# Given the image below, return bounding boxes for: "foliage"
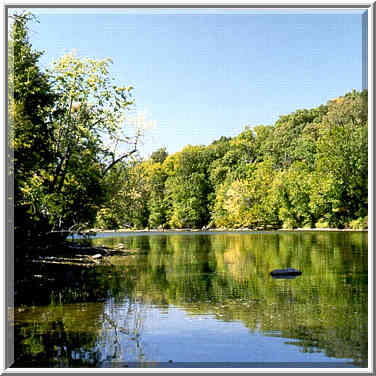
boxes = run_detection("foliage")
[163,145,213,228]
[150,147,168,164]
[96,159,150,229]
[10,13,367,233]
[9,12,57,237]
[314,91,368,227]
[95,89,367,230]
[10,13,142,237]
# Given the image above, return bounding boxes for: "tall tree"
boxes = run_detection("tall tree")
[8,12,56,237]
[40,51,140,231]
[9,12,145,236]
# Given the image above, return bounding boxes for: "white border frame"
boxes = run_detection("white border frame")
[2,1,373,374]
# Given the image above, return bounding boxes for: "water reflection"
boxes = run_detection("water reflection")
[14,232,367,367]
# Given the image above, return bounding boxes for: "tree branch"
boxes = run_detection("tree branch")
[102,148,137,177]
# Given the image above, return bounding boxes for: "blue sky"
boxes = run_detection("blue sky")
[21,9,365,157]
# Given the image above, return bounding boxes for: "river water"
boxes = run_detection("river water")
[13,231,368,368]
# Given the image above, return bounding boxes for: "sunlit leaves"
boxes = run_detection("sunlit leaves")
[104,89,367,231]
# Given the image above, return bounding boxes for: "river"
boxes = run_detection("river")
[13,231,368,368]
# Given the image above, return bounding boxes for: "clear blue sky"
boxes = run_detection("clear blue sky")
[23,9,365,157]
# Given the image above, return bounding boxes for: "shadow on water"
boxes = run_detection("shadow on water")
[13,231,368,367]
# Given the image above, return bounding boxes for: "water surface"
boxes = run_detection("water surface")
[14,231,368,367]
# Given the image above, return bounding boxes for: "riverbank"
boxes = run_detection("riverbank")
[15,239,143,269]
[16,227,367,269]
[83,227,368,234]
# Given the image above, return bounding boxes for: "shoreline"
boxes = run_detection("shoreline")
[82,227,368,234]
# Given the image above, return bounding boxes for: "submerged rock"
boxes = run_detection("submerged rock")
[270,268,302,277]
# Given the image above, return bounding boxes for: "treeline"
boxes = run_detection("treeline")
[10,13,368,239]
[97,89,368,230]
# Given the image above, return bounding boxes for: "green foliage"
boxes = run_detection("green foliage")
[10,13,367,233]
[96,160,150,229]
[10,13,142,238]
[9,12,57,237]
[267,105,328,168]
[348,216,368,230]
[166,172,209,228]
[147,162,168,228]
[314,91,368,227]
[150,147,168,164]
[160,145,216,229]
[96,89,367,231]
[211,158,280,229]
[272,162,314,228]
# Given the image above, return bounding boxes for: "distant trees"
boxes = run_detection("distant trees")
[150,147,168,164]
[314,91,368,227]
[98,89,367,231]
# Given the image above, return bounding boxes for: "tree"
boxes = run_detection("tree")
[272,162,314,229]
[10,12,145,235]
[39,51,141,231]
[268,106,328,168]
[8,12,56,237]
[163,146,212,228]
[96,159,150,229]
[147,162,168,228]
[150,147,168,164]
[17,50,143,233]
[93,89,367,231]
[314,90,368,227]
[212,158,279,229]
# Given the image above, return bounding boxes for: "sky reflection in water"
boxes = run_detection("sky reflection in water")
[14,231,368,368]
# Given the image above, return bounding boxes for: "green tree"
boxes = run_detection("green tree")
[96,159,150,229]
[212,158,279,229]
[37,51,141,231]
[147,162,168,228]
[163,145,212,228]
[267,106,328,168]
[94,89,367,231]
[272,162,314,229]
[9,12,56,237]
[314,90,368,227]
[150,147,168,164]
[10,12,144,236]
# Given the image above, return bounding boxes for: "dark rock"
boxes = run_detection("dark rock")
[270,268,302,277]
[271,274,300,279]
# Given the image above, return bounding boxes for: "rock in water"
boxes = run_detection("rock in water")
[270,268,302,277]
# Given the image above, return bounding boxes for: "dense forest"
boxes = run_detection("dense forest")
[96,90,368,231]
[10,13,368,241]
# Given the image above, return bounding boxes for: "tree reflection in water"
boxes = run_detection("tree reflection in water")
[100,298,147,365]
[14,232,367,367]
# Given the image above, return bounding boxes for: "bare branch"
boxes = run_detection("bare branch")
[102,148,137,177]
